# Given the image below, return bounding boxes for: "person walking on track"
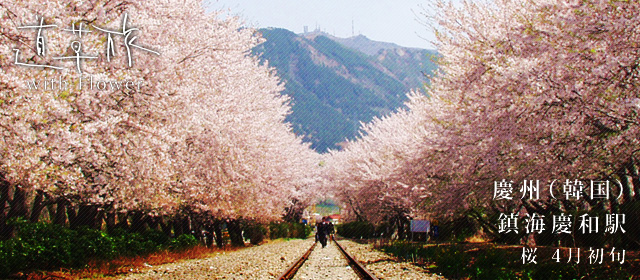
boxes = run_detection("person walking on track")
[316,217,329,248]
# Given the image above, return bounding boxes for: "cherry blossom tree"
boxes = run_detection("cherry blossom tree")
[327,0,640,243]
[0,0,321,240]
[422,0,640,213]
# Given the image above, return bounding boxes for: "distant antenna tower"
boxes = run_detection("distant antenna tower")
[304,25,308,33]
[352,19,354,36]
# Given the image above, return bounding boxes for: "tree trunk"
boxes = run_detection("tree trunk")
[629,160,640,201]
[116,212,129,230]
[347,196,365,222]
[469,208,499,237]
[147,215,160,231]
[159,217,172,236]
[205,225,214,247]
[95,208,104,230]
[227,219,244,246]
[283,198,304,223]
[46,201,57,223]
[191,218,202,242]
[72,204,99,229]
[53,199,67,225]
[619,166,634,204]
[173,218,183,236]
[0,176,11,240]
[3,186,29,238]
[130,211,147,233]
[397,219,406,240]
[29,190,45,223]
[181,216,191,236]
[67,204,78,228]
[106,209,117,233]
[7,186,28,220]
[213,220,224,248]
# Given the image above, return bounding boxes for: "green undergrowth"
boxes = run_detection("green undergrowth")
[379,241,636,279]
[336,221,376,239]
[0,219,198,277]
[268,221,313,239]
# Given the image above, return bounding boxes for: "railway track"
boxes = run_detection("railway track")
[277,240,317,280]
[277,238,378,280]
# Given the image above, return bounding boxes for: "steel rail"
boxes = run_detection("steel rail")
[277,241,317,280]
[277,238,378,280]
[333,237,379,280]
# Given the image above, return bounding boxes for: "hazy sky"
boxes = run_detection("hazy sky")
[205,0,437,49]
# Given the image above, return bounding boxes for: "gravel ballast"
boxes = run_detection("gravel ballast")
[337,239,446,280]
[117,239,314,280]
[292,241,359,280]
[116,238,446,279]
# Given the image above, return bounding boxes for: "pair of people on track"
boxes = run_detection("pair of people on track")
[315,216,335,248]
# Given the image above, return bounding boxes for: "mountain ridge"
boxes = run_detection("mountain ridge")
[302,30,417,56]
[253,28,437,152]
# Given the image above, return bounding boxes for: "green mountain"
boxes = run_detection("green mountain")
[252,28,437,152]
